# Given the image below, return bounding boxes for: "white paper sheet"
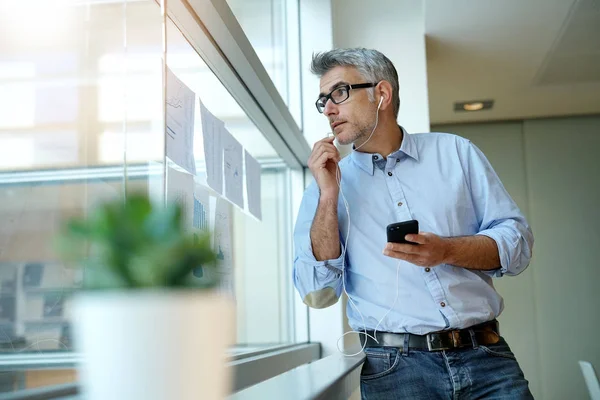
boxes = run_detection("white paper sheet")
[166,167,195,232]
[222,129,244,209]
[213,197,234,297]
[244,150,262,220]
[200,100,224,194]
[166,68,196,174]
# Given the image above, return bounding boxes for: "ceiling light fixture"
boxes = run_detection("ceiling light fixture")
[463,102,484,111]
[454,100,494,112]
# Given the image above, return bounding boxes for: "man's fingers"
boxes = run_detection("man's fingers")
[310,151,335,170]
[313,142,339,157]
[385,242,422,254]
[383,249,418,263]
[403,233,428,245]
[309,148,337,167]
[310,143,340,166]
[313,137,338,153]
[313,136,336,150]
[383,250,429,266]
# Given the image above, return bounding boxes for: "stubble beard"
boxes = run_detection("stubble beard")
[340,119,375,148]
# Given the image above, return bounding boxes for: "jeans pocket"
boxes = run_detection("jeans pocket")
[360,347,400,381]
[478,337,517,360]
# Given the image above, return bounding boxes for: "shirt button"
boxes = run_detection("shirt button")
[425,267,430,272]
[387,171,393,176]
[397,202,403,207]
[373,155,379,160]
[440,302,446,307]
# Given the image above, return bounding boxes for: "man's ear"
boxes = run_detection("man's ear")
[376,80,393,111]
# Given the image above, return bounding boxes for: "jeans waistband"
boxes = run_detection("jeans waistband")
[360,320,500,352]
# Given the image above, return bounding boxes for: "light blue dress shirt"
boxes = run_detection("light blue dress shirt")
[293,130,533,335]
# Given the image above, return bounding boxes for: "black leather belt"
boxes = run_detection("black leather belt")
[360,320,500,352]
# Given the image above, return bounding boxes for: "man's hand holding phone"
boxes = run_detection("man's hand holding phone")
[384,220,449,267]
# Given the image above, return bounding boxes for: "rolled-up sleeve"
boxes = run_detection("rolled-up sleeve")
[293,182,345,308]
[462,140,534,277]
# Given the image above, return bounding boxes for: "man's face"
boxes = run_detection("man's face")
[319,66,377,146]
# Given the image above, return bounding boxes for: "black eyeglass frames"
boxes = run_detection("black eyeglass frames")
[315,82,378,113]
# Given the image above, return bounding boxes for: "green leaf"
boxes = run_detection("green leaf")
[54,191,218,291]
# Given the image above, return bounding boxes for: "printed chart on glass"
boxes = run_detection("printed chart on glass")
[165,66,261,221]
[198,97,261,220]
[166,68,196,175]
[212,197,234,297]
[164,68,266,297]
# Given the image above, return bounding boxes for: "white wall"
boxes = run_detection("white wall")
[434,115,600,400]
[524,117,600,400]
[332,0,430,134]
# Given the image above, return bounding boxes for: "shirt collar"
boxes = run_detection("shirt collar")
[350,126,420,175]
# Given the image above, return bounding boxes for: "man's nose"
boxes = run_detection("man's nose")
[323,99,338,117]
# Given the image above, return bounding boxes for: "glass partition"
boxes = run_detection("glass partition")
[226,0,302,128]
[165,18,295,345]
[0,0,304,394]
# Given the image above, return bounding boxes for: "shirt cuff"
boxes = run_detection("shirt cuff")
[306,241,345,273]
[475,231,506,277]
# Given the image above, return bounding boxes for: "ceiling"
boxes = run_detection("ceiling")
[425,0,600,125]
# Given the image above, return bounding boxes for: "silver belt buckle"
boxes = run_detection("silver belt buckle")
[426,331,460,351]
[426,333,447,351]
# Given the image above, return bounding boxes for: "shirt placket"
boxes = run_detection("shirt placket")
[382,156,412,222]
[422,267,460,327]
[383,155,461,328]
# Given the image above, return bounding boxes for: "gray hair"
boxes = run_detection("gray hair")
[311,48,400,118]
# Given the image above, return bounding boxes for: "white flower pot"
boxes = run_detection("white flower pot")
[73,290,234,400]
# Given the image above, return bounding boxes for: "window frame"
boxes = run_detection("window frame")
[166,0,311,169]
[0,0,317,395]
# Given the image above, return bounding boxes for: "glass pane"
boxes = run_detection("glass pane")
[0,0,164,393]
[0,0,302,394]
[166,19,295,346]
[226,0,302,129]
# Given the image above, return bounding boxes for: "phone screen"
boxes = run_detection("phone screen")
[386,220,419,244]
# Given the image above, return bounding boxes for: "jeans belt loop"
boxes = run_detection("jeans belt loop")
[402,333,410,356]
[468,328,479,349]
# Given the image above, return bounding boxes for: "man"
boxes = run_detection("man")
[293,48,534,399]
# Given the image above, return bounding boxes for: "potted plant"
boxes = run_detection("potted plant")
[56,193,234,400]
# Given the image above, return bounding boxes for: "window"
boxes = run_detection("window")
[0,0,310,395]
[227,0,302,128]
[166,18,295,344]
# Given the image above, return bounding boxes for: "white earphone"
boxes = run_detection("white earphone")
[335,91,403,356]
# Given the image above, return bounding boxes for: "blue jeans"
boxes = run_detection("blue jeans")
[360,336,533,399]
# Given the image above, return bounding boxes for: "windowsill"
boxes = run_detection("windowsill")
[231,352,365,400]
[0,350,365,400]
[0,343,321,399]
[0,343,308,371]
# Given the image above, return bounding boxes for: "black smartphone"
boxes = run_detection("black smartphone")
[386,220,419,244]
